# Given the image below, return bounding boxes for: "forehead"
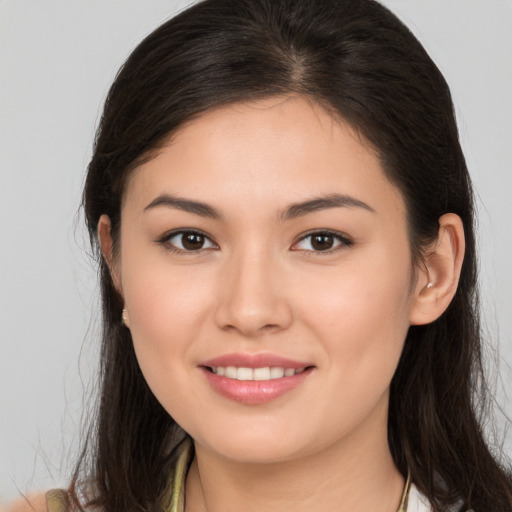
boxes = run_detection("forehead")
[124,95,405,220]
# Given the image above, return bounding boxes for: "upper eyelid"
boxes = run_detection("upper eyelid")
[296,229,351,241]
[158,228,213,241]
[293,228,352,244]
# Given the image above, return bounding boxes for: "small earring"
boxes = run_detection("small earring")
[121,308,129,326]
[427,282,434,289]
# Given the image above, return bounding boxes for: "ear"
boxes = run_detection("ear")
[97,214,123,296]
[409,213,465,325]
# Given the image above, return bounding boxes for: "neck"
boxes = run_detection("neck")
[185,401,405,512]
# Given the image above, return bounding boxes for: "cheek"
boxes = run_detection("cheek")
[298,249,413,382]
[120,252,215,388]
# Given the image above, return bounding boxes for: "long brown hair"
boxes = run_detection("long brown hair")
[74,0,512,510]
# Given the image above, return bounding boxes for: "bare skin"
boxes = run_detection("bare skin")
[4,96,464,512]
[91,95,464,512]
[185,393,403,512]
[2,493,47,512]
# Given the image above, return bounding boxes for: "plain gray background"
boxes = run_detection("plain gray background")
[1,0,511,502]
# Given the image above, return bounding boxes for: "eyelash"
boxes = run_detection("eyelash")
[157,229,217,254]
[156,229,353,256]
[294,230,354,255]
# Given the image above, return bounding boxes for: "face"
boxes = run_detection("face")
[111,96,422,464]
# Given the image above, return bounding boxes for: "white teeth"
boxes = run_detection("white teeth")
[236,367,253,380]
[225,366,237,379]
[270,367,285,379]
[253,367,271,380]
[211,366,306,381]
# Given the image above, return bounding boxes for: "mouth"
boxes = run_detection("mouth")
[199,353,315,404]
[204,365,309,381]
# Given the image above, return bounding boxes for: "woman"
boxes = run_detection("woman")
[7,0,511,511]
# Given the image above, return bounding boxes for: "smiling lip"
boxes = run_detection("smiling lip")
[200,353,314,405]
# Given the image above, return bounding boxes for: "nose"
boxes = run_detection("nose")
[213,245,293,337]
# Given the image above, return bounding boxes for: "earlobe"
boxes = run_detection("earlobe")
[409,213,465,326]
[121,308,131,328]
[97,214,123,295]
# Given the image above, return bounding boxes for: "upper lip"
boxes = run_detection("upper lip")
[200,352,312,369]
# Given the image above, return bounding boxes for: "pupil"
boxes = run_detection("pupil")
[183,233,204,250]
[312,234,333,251]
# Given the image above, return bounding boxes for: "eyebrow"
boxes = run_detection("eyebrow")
[143,193,375,221]
[279,193,375,221]
[144,194,223,219]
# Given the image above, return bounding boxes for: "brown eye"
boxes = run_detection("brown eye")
[182,232,206,250]
[311,233,335,251]
[161,230,216,252]
[293,231,352,253]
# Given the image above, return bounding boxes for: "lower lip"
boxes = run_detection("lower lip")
[201,367,313,405]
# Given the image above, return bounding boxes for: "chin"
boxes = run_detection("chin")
[189,424,328,465]
[207,441,304,465]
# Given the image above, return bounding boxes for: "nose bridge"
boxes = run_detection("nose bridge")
[214,239,292,335]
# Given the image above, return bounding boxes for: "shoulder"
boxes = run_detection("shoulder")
[1,490,68,512]
[1,493,48,512]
